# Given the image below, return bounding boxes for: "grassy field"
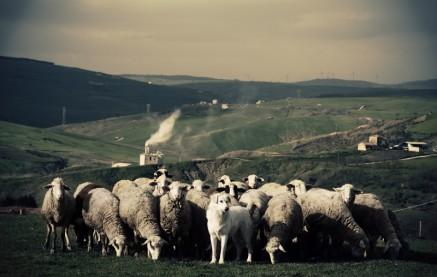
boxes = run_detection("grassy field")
[0,214,436,276]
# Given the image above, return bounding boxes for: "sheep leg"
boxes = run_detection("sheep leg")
[50,224,57,254]
[87,230,93,253]
[219,235,228,264]
[101,234,108,256]
[244,233,253,263]
[64,226,72,251]
[43,224,51,250]
[61,226,67,251]
[209,235,218,264]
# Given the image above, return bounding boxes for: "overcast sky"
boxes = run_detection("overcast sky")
[1,0,436,83]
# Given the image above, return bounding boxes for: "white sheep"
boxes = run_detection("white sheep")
[81,187,127,256]
[41,177,76,254]
[159,181,192,256]
[297,188,369,259]
[262,192,303,264]
[349,192,403,259]
[114,184,166,260]
[243,174,265,189]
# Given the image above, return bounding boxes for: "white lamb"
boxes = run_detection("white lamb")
[41,177,76,254]
[206,192,254,264]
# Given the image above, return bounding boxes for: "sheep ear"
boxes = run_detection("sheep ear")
[257,177,264,182]
[236,188,246,193]
[218,179,225,184]
[224,186,230,194]
[279,244,287,253]
[203,185,210,190]
[353,189,363,194]
[333,187,341,192]
[166,174,173,178]
[62,184,71,191]
[149,182,158,187]
[216,187,226,192]
[243,177,248,182]
[142,239,149,246]
[43,184,53,189]
[286,184,293,189]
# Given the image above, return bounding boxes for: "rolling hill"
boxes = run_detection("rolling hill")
[0,121,140,177]
[0,56,217,127]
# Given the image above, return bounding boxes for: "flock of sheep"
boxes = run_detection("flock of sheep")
[40,168,409,264]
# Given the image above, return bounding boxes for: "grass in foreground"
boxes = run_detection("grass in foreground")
[0,214,436,276]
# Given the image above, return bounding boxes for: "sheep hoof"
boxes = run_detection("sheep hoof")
[210,259,217,264]
[218,260,225,265]
[50,249,55,255]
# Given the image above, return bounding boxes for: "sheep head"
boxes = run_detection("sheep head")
[265,237,286,264]
[150,174,171,197]
[333,184,362,207]
[44,177,71,201]
[243,174,265,189]
[287,179,307,197]
[351,238,369,259]
[192,179,210,192]
[168,181,189,202]
[110,235,127,257]
[144,236,167,260]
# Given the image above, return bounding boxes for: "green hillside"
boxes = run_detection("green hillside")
[0,121,139,177]
[0,56,216,127]
[59,96,437,162]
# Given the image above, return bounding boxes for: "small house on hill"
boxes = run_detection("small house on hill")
[357,134,388,152]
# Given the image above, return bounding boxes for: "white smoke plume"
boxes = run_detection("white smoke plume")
[145,109,181,147]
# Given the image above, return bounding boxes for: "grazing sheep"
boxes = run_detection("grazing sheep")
[41,177,76,254]
[191,179,211,192]
[159,181,192,256]
[349,192,402,259]
[207,192,254,264]
[115,184,166,260]
[262,192,303,264]
[81,187,127,256]
[297,188,369,259]
[243,174,265,189]
[185,188,211,259]
[73,182,102,247]
[258,182,292,198]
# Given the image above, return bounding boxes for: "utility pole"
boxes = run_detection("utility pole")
[62,106,66,125]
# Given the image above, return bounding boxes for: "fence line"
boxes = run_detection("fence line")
[393,199,437,213]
